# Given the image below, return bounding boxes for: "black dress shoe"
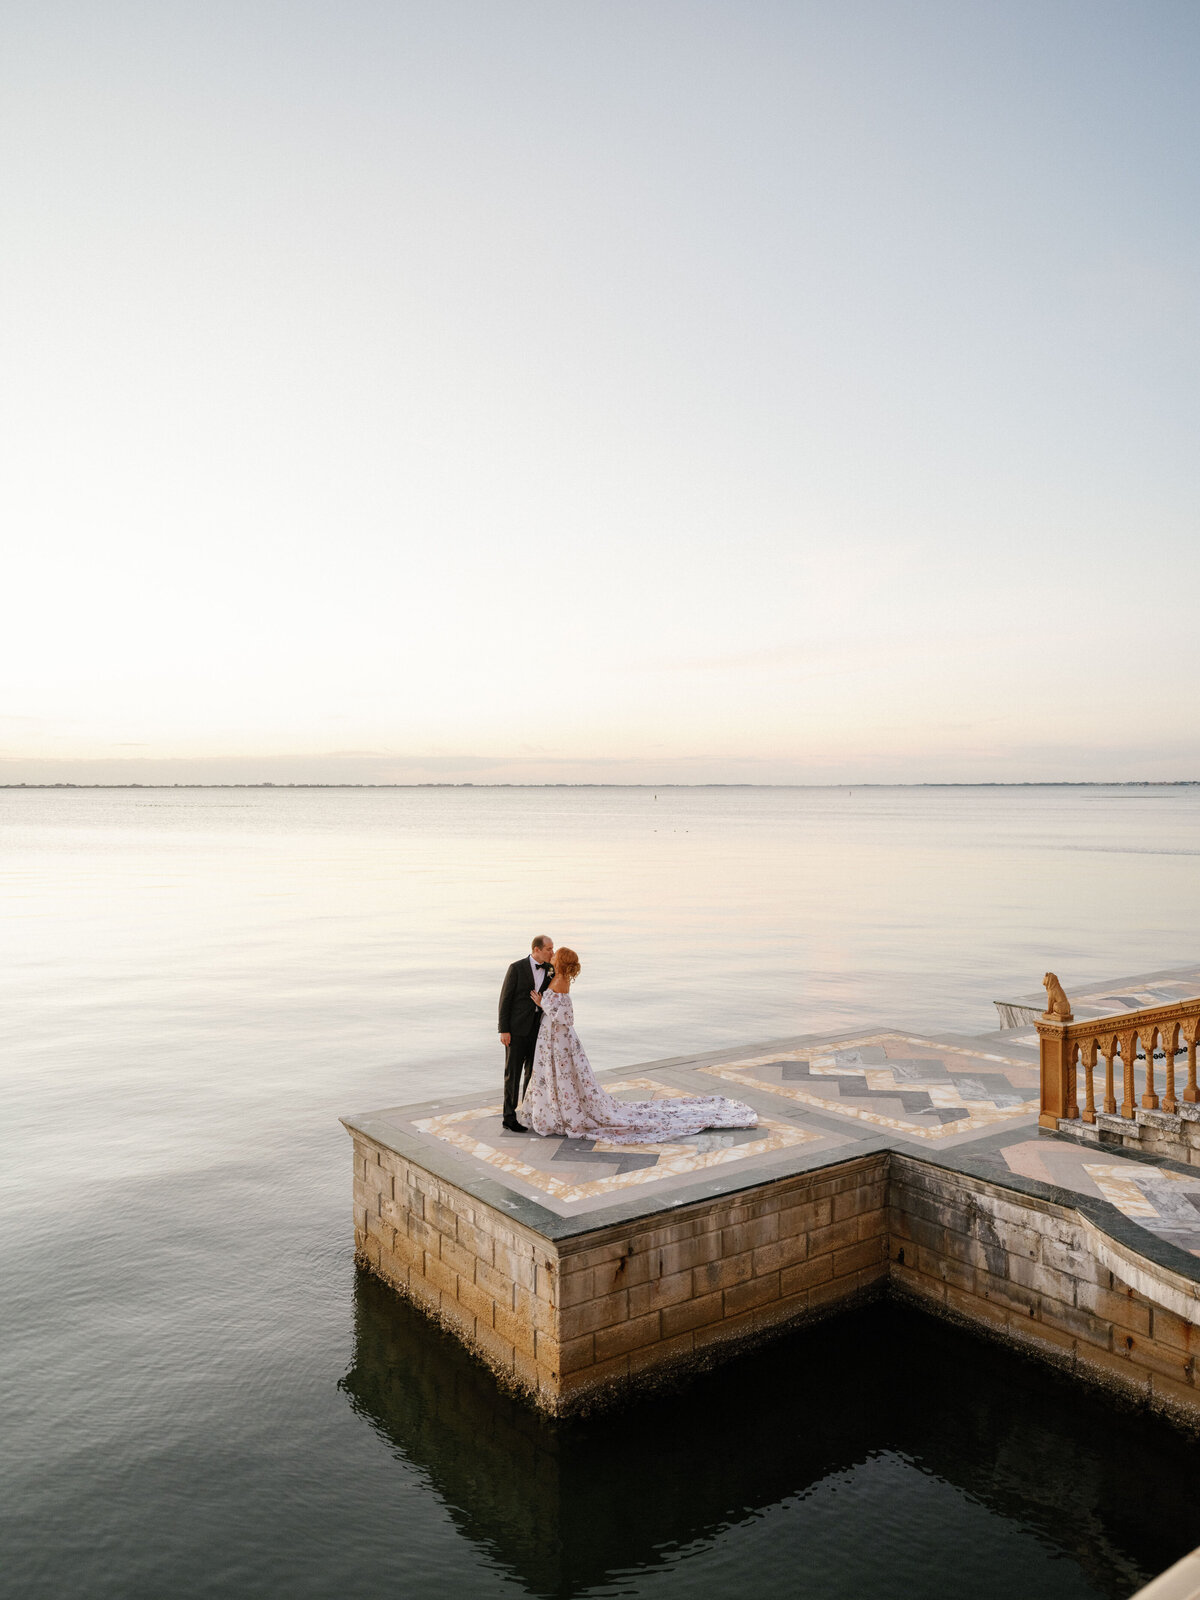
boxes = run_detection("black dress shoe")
[502,1117,528,1133]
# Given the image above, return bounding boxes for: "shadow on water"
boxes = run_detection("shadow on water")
[341,1269,1200,1600]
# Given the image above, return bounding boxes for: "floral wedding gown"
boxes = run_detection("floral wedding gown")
[523,989,757,1144]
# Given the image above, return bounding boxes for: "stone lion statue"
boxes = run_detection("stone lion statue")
[1041,972,1073,1021]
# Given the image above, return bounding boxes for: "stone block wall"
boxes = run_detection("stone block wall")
[890,1155,1200,1428]
[351,1130,1200,1423]
[550,1152,889,1407]
[352,1132,888,1412]
[352,1134,567,1407]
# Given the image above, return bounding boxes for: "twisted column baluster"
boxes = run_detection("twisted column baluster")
[1101,1035,1117,1115]
[1184,1019,1199,1105]
[1081,1039,1097,1123]
[1142,1025,1159,1111]
[1161,1021,1181,1114]
[1119,1030,1138,1120]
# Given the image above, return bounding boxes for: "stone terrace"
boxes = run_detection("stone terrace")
[344,966,1200,1418]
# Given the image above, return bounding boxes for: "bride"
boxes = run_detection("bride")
[522,947,757,1144]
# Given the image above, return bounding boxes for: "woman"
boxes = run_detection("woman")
[522,948,757,1143]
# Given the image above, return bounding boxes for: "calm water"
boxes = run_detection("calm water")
[4,784,1200,1599]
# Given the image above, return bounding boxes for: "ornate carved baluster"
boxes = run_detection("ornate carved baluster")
[1161,1021,1181,1114]
[1102,1035,1117,1115]
[1141,1025,1159,1110]
[1120,1029,1138,1120]
[1184,1018,1199,1105]
[1081,1038,1097,1123]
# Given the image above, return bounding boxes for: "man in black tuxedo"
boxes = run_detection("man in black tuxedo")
[498,936,555,1132]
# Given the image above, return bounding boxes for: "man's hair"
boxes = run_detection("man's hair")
[531,935,552,953]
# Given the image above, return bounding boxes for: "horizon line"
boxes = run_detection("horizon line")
[3,780,1199,791]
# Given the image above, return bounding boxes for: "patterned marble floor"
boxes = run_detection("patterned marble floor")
[352,1029,1046,1224]
[993,1135,1200,1258]
[697,1034,1039,1142]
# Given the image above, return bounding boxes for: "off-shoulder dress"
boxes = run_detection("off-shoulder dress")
[523,989,757,1144]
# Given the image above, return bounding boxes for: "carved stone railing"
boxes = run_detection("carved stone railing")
[1038,988,1200,1130]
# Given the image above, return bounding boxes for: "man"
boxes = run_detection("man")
[498,936,555,1132]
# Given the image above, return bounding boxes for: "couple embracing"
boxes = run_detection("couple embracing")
[498,936,756,1143]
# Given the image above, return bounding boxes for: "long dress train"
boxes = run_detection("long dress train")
[523,989,756,1144]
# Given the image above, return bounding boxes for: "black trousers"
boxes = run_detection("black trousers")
[503,1027,540,1121]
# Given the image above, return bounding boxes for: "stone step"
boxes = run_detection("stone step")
[1055,1100,1200,1166]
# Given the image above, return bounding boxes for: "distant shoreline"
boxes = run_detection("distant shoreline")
[2,781,1198,791]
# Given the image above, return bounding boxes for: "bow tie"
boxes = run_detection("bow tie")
[534,961,549,971]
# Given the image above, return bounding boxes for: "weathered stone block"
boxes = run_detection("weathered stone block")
[406,1268,438,1313]
[1036,1294,1112,1349]
[456,1217,495,1264]
[1149,1371,1200,1422]
[594,1310,663,1361]
[559,1290,629,1341]
[693,1251,754,1295]
[439,1293,475,1342]
[560,1351,631,1393]
[833,1238,885,1279]
[1076,1281,1152,1337]
[628,1269,695,1318]
[472,1320,516,1375]
[364,1160,392,1195]
[408,1213,438,1254]
[513,1284,556,1336]
[474,1256,516,1305]
[494,1242,537,1290]
[456,1275,496,1327]
[988,1219,1041,1262]
[423,1252,457,1299]
[807,1217,860,1257]
[721,1215,780,1255]
[1151,1305,1197,1354]
[724,1272,780,1317]
[366,1215,397,1256]
[628,1329,695,1375]
[661,1291,724,1337]
[439,1236,476,1281]
[493,1301,539,1362]
[751,1234,809,1276]
[780,1255,833,1295]
[976,1275,1037,1318]
[1119,1334,1193,1386]
[556,1266,595,1307]
[557,1332,597,1374]
[778,1197,832,1238]
[1006,1253,1077,1307]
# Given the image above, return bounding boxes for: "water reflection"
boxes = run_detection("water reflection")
[341,1271,1200,1599]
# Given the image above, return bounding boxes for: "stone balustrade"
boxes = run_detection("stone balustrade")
[1038,988,1200,1130]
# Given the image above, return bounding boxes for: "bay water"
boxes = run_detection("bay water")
[4,783,1200,1598]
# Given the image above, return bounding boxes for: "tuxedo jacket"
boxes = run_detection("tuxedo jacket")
[499,956,553,1038]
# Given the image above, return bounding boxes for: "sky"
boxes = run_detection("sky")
[3,0,1199,785]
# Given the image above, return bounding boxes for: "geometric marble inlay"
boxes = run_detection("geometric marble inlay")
[413,1077,824,1205]
[699,1033,1040,1141]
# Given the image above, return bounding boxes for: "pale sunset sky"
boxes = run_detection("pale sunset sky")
[3,1,1199,785]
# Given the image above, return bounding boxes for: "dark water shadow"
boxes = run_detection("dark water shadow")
[340,1269,1200,1599]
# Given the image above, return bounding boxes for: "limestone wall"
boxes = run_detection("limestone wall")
[890,1155,1200,1428]
[353,1131,888,1412]
[352,1134,566,1407]
[550,1152,888,1406]
[351,1129,1200,1422]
